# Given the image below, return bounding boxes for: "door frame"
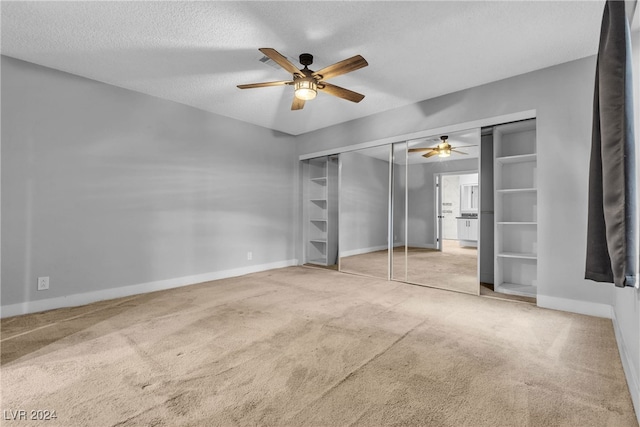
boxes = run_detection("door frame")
[435,170,479,249]
[435,174,442,251]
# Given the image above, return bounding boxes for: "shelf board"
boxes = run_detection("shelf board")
[309,218,328,222]
[497,188,537,194]
[496,153,537,164]
[498,252,537,260]
[308,258,328,266]
[309,239,327,244]
[497,221,537,225]
[495,282,537,298]
[310,199,327,204]
[310,177,327,183]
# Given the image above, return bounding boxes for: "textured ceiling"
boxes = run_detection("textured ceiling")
[1,1,612,135]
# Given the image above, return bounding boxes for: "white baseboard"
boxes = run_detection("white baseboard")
[536,294,613,319]
[611,308,640,425]
[0,259,298,318]
[340,245,388,258]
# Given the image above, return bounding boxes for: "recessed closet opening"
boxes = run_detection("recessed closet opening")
[302,155,339,270]
[301,118,537,304]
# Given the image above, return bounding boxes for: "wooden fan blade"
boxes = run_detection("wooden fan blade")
[318,82,364,103]
[451,149,468,155]
[237,80,292,89]
[408,147,432,153]
[423,150,439,158]
[259,48,305,77]
[313,55,368,80]
[291,96,305,110]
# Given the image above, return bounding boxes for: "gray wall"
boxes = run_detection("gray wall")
[339,150,389,254]
[296,54,613,309]
[2,56,297,307]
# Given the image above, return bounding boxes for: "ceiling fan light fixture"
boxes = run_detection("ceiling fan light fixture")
[438,147,451,158]
[294,78,317,100]
[437,136,451,157]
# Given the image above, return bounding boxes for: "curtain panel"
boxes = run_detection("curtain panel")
[585,0,637,288]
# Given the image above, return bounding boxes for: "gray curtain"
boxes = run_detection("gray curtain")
[585,0,637,288]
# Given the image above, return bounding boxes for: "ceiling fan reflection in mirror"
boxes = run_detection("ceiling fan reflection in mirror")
[237,48,368,110]
[408,135,471,158]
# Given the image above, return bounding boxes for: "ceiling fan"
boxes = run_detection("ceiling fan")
[237,48,368,110]
[408,135,470,158]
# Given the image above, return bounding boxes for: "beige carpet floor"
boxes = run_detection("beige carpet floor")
[340,241,479,295]
[1,266,636,426]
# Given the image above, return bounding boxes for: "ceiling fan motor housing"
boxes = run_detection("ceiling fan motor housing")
[299,53,313,67]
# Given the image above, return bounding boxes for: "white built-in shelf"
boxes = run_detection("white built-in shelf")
[497,252,537,260]
[495,282,537,298]
[494,119,538,299]
[306,156,338,268]
[496,153,537,164]
[497,188,537,194]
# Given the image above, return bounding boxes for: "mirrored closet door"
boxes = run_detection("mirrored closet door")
[400,129,481,295]
[332,128,484,296]
[338,146,391,280]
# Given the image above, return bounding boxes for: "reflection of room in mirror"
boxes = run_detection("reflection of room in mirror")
[452,173,479,249]
[336,128,486,296]
[338,146,391,280]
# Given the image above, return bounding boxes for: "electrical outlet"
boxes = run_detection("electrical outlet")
[247,251,253,261]
[37,276,49,291]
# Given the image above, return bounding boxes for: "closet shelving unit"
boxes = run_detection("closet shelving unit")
[306,156,338,266]
[494,120,538,297]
